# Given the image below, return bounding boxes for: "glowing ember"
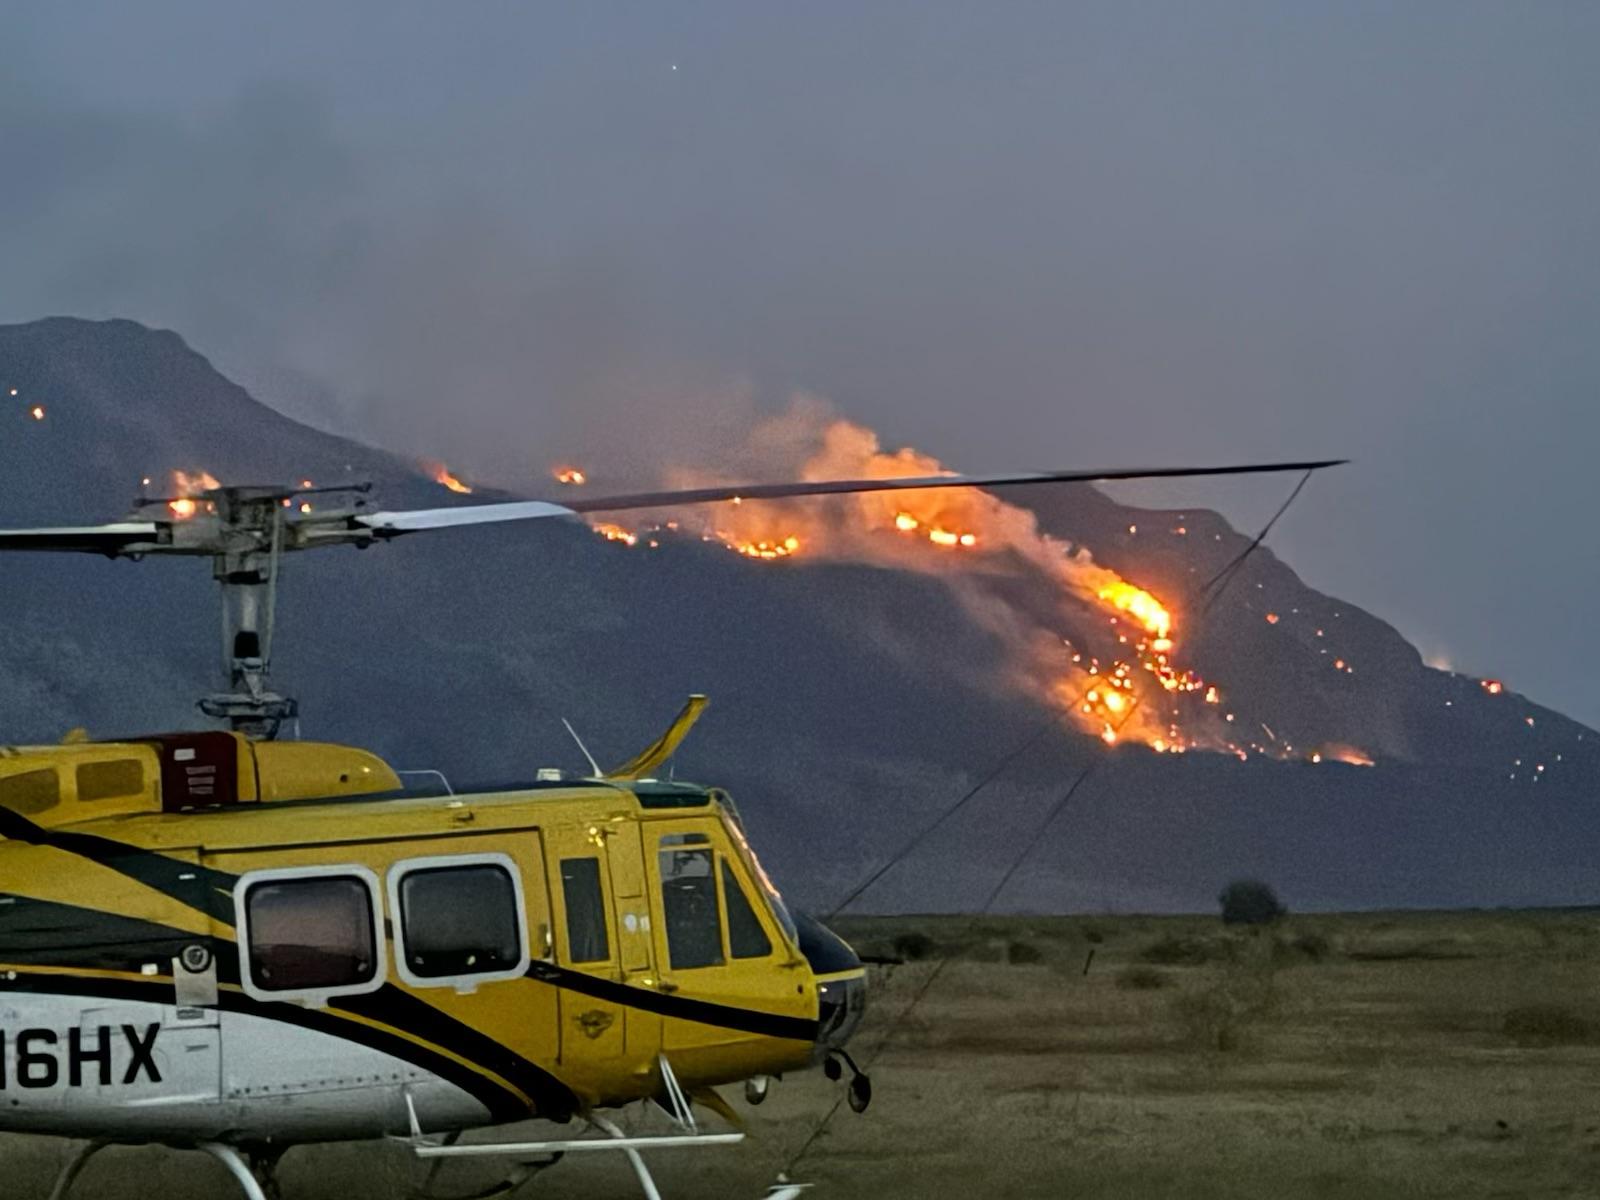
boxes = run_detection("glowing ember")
[167,469,221,520]
[554,467,588,485]
[896,511,978,548]
[28,405,45,421]
[593,523,638,546]
[1319,743,1374,767]
[1481,679,1504,695]
[1265,612,1280,624]
[735,536,801,559]
[426,462,473,494]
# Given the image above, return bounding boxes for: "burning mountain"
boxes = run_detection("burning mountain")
[577,407,1282,759]
[3,317,1597,914]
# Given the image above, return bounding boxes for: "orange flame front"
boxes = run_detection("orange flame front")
[426,462,473,494]
[578,405,1370,763]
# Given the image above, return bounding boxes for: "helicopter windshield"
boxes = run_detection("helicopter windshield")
[719,806,799,949]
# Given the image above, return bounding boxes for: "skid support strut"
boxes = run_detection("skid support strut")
[46,1140,108,1200]
[198,1143,282,1200]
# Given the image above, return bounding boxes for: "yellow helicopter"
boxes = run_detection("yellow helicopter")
[0,459,1340,1199]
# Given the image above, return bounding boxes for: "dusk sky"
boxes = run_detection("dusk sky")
[4,3,1597,725]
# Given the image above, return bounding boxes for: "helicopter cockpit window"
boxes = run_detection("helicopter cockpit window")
[244,875,379,993]
[722,860,772,959]
[560,858,610,964]
[0,769,60,816]
[396,862,523,980]
[659,847,724,969]
[76,759,144,803]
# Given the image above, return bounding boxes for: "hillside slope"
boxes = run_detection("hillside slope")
[1,318,1594,911]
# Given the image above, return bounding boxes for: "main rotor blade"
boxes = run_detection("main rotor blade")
[0,522,165,554]
[563,459,1347,513]
[354,499,577,533]
[0,460,1346,553]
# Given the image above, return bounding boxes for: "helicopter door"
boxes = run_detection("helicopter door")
[647,821,792,1055]
[543,824,654,1064]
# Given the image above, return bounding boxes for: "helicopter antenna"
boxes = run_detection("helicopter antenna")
[561,718,603,778]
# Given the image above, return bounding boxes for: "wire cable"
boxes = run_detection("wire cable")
[779,467,1325,1183]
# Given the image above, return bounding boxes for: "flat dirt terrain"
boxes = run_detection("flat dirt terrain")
[10,909,1600,1199]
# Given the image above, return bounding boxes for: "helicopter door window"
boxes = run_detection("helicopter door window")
[659,847,725,970]
[388,853,532,990]
[0,769,60,816]
[559,858,610,964]
[721,860,773,959]
[237,865,386,1005]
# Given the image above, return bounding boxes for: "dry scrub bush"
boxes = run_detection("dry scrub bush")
[1116,965,1172,991]
[892,932,937,962]
[1139,933,1235,967]
[1272,931,1333,963]
[1005,940,1044,965]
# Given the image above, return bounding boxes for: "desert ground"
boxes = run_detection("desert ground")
[10,909,1600,1200]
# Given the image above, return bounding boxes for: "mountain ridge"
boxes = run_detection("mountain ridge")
[1,317,1594,913]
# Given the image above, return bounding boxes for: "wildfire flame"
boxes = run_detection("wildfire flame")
[1315,743,1375,767]
[426,462,473,494]
[167,469,220,520]
[554,467,587,486]
[579,403,1370,763]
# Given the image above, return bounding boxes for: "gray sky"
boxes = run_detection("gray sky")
[4,3,1598,725]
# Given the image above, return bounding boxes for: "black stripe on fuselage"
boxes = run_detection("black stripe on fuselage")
[526,961,819,1043]
[0,893,195,971]
[0,894,574,1122]
[0,889,821,1049]
[0,969,535,1123]
[0,808,238,924]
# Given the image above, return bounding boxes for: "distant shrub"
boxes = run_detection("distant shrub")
[1005,940,1044,965]
[1082,928,1106,945]
[1140,934,1230,966]
[1116,965,1171,991]
[1504,1005,1594,1046]
[1218,879,1286,926]
[1273,931,1333,963]
[892,932,937,962]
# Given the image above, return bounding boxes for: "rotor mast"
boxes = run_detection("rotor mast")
[198,487,296,738]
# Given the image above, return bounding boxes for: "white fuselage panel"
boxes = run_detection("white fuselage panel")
[0,992,488,1142]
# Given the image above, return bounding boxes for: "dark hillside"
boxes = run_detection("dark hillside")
[1,318,1594,912]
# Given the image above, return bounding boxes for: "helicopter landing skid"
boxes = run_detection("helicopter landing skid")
[46,1141,281,1200]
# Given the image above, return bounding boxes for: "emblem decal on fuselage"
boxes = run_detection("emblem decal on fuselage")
[576,1010,615,1039]
[0,1024,162,1088]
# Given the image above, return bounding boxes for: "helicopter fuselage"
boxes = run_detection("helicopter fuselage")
[0,734,862,1146]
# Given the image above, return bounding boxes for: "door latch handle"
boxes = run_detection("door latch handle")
[657,979,680,994]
